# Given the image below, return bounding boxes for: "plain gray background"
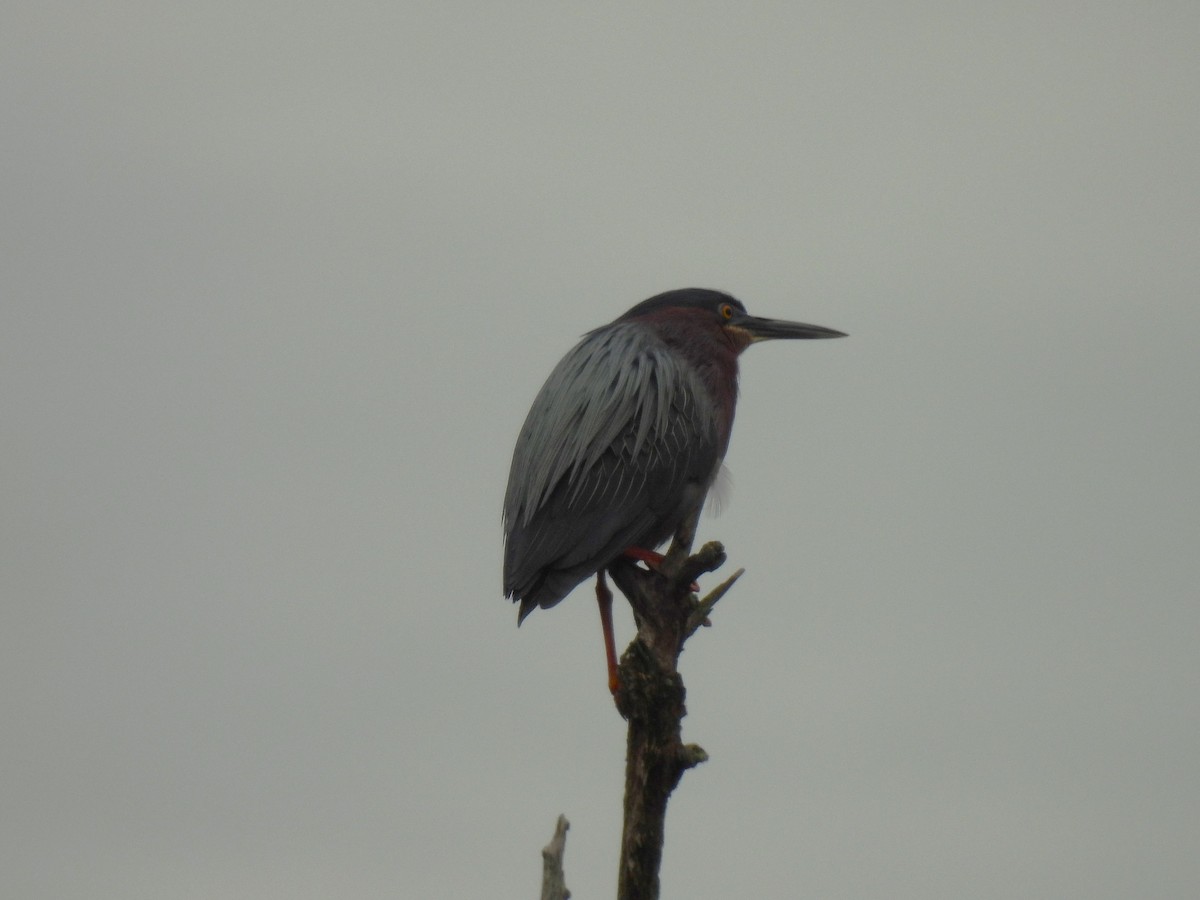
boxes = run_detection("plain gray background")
[4,3,1198,898]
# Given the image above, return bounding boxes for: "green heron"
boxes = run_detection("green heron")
[503,288,845,692]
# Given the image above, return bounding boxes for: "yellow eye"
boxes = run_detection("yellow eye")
[719,304,735,320]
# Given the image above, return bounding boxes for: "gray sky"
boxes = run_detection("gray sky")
[4,3,1198,897]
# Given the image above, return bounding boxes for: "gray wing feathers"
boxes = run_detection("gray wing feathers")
[503,324,718,609]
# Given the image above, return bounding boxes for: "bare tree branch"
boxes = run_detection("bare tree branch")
[539,814,570,900]
[606,516,735,900]
[686,566,744,638]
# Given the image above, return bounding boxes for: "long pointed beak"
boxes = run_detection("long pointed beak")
[733,314,847,342]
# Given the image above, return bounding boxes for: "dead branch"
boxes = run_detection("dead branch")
[539,814,570,900]
[605,510,737,900]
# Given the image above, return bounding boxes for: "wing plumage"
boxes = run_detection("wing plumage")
[503,323,720,620]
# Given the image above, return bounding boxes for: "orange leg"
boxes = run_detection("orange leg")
[623,546,666,568]
[623,546,700,592]
[596,571,620,695]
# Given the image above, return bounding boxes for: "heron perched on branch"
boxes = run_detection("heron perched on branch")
[503,288,845,692]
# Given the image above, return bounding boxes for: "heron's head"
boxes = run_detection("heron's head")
[618,288,846,354]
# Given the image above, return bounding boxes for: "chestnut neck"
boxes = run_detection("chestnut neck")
[639,312,742,456]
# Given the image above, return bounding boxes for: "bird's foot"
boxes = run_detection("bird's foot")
[623,547,701,593]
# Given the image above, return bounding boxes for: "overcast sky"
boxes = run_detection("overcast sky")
[4,3,1198,898]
